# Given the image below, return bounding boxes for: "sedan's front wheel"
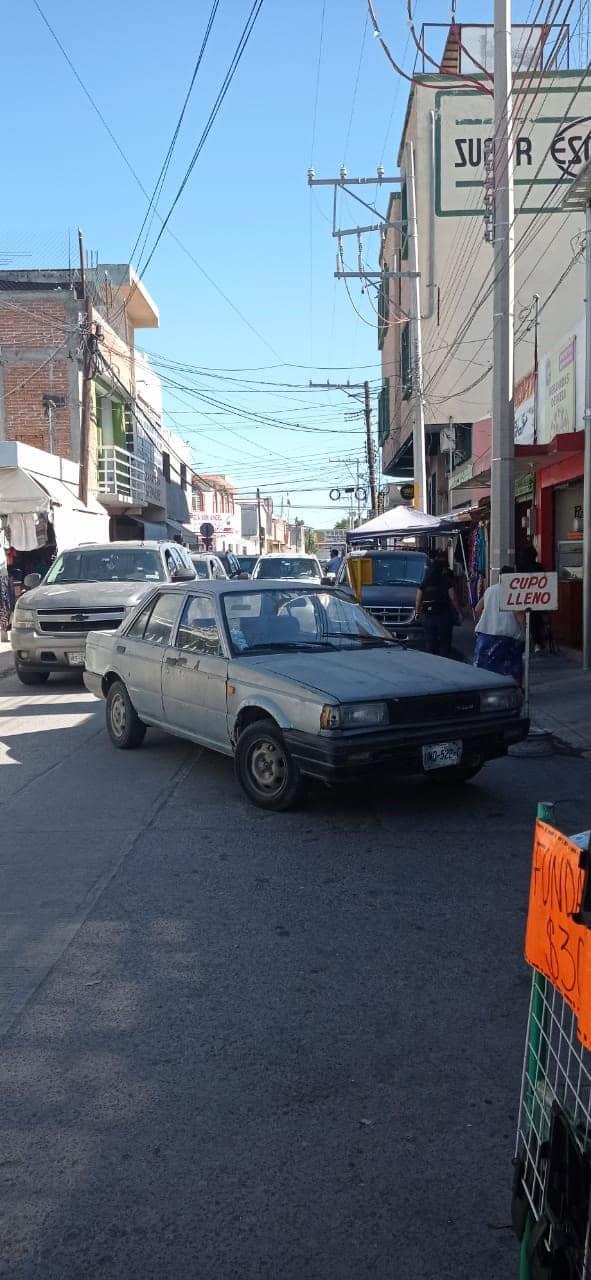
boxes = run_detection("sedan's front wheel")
[106,680,146,750]
[235,720,301,811]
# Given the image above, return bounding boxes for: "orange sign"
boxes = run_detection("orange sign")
[525,821,591,1049]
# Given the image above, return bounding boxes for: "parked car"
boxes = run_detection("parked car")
[252,554,323,583]
[236,554,258,577]
[84,581,528,811]
[191,553,228,580]
[337,549,429,646]
[10,541,195,685]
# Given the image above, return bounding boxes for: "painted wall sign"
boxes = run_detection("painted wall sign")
[435,83,591,216]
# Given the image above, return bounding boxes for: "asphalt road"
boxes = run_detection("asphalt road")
[1,671,590,1279]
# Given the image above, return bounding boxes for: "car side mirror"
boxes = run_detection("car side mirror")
[171,566,194,582]
[238,571,249,580]
[321,575,335,587]
[23,572,42,590]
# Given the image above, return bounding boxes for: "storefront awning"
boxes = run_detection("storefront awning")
[0,466,51,513]
[167,518,198,547]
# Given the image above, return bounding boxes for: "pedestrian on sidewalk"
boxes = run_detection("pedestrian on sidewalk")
[517,540,547,653]
[416,550,463,659]
[473,567,524,681]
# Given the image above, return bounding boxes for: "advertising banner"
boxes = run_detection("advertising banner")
[542,336,576,442]
[514,370,536,445]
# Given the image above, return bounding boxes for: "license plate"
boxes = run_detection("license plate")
[422,741,462,771]
[67,652,85,667]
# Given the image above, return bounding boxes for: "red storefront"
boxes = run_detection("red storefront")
[516,432,584,648]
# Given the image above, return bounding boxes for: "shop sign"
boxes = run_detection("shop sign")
[191,510,240,536]
[499,570,558,611]
[542,336,576,441]
[435,83,591,216]
[514,370,536,445]
[449,460,473,490]
[143,463,164,507]
[525,821,591,1049]
[514,471,535,500]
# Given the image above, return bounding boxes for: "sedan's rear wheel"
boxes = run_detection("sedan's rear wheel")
[235,720,301,811]
[106,680,146,750]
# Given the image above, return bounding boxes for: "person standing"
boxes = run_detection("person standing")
[415,550,462,658]
[473,568,524,681]
[326,547,342,576]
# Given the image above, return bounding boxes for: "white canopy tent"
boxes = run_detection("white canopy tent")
[0,456,109,552]
[346,505,466,544]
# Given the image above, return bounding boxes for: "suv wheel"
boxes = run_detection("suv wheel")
[235,720,301,811]
[106,680,146,750]
[15,664,50,686]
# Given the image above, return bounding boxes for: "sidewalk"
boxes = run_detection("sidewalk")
[455,618,591,755]
[0,638,14,680]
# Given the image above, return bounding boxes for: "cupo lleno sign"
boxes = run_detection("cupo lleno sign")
[435,80,591,216]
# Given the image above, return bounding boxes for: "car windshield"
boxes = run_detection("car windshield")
[44,548,166,585]
[191,558,210,579]
[254,557,319,580]
[346,553,427,586]
[237,556,257,573]
[222,588,393,654]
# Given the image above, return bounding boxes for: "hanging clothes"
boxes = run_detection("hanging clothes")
[9,512,39,551]
[0,532,10,634]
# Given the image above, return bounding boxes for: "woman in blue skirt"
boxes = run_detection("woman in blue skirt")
[473,567,524,682]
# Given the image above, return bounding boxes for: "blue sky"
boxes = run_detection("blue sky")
[3,0,536,526]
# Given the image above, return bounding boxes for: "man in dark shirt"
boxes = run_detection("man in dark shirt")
[415,551,462,658]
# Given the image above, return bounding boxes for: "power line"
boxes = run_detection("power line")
[138,0,266,278]
[30,0,282,362]
[129,0,222,269]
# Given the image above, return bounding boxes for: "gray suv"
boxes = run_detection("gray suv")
[10,541,195,685]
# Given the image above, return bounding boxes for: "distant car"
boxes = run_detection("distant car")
[337,549,429,646]
[191,554,228,581]
[216,551,243,579]
[84,580,528,812]
[236,555,258,577]
[10,541,196,685]
[252,554,323,583]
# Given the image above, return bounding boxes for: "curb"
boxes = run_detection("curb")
[531,711,591,755]
[0,653,14,682]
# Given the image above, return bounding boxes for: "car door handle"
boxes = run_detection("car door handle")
[165,655,178,667]
[176,656,188,667]
[116,644,126,654]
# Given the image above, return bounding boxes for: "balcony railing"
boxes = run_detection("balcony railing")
[97,445,146,505]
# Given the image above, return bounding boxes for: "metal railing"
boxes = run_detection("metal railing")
[97,445,146,504]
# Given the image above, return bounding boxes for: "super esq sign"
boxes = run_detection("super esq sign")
[499,571,558,612]
[435,81,591,216]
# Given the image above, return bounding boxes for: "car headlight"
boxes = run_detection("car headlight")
[320,700,389,730]
[12,606,35,631]
[480,688,523,712]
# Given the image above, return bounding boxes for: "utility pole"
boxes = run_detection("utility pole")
[311,380,377,516]
[405,141,427,513]
[78,229,93,506]
[256,487,264,554]
[490,0,515,579]
[363,380,377,516]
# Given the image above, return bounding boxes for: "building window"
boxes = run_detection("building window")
[378,268,389,351]
[162,451,171,482]
[401,324,412,400]
[180,462,187,490]
[378,380,390,445]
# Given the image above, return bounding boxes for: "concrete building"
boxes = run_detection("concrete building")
[378,24,589,523]
[0,265,195,543]
[191,474,241,552]
[377,22,589,645]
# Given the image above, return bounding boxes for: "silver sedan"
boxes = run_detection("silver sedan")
[84,581,528,810]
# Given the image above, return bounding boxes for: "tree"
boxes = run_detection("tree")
[334,517,350,531]
[304,528,318,553]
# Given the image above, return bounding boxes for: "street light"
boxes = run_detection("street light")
[561,164,591,669]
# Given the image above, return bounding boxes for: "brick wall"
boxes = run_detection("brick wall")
[0,299,69,347]
[2,361,71,456]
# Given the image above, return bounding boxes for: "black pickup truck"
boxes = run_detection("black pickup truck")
[336,549,429,647]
